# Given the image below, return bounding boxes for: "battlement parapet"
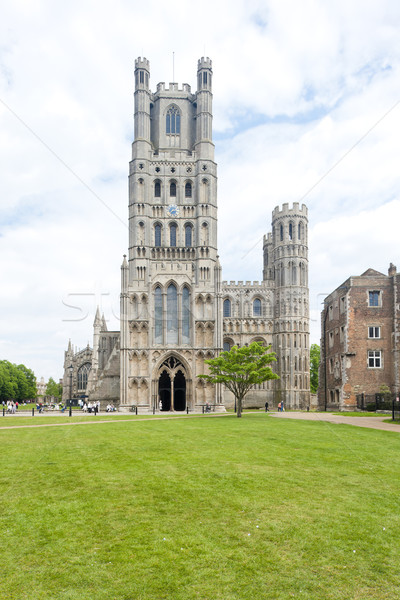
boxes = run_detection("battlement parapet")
[197,57,212,70]
[155,82,192,95]
[272,202,308,219]
[135,57,150,70]
[263,232,272,245]
[222,280,269,288]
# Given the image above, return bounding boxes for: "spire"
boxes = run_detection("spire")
[101,314,108,332]
[94,306,102,326]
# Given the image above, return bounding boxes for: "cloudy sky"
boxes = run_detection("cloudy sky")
[1,0,399,381]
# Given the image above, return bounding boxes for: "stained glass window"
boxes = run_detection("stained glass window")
[167,284,178,344]
[154,287,162,343]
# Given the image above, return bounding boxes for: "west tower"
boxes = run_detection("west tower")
[120,57,223,412]
[63,58,311,412]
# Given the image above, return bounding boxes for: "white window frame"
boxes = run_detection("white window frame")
[368,350,382,368]
[368,326,381,339]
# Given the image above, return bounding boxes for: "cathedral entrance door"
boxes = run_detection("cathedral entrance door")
[173,370,186,411]
[158,371,171,411]
[156,356,189,412]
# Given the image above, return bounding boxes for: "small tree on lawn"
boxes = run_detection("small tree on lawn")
[198,342,279,418]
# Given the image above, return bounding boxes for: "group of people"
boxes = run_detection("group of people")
[81,400,100,413]
[264,401,285,412]
[106,403,116,412]
[5,400,18,413]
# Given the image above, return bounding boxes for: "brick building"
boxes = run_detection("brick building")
[318,263,400,410]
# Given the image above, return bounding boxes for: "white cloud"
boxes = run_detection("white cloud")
[0,0,399,379]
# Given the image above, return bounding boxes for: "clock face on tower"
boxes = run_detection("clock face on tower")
[167,204,179,217]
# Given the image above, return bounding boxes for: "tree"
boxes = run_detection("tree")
[0,360,37,402]
[198,342,279,418]
[310,344,320,394]
[46,377,62,399]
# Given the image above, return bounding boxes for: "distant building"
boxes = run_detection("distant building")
[36,377,46,399]
[318,263,400,410]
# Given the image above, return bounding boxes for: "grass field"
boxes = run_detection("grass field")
[1,413,400,599]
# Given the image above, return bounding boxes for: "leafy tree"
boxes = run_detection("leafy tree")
[0,360,36,401]
[46,377,62,399]
[198,342,279,418]
[310,344,320,394]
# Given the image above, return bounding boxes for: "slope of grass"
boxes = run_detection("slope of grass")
[1,414,399,599]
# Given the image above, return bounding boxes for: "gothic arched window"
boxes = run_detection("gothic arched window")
[182,287,190,344]
[223,299,231,317]
[154,287,162,344]
[201,222,209,245]
[253,298,262,316]
[166,106,180,134]
[154,224,162,247]
[289,222,293,240]
[77,363,91,391]
[170,223,177,247]
[154,180,161,198]
[223,340,232,352]
[170,181,177,197]
[185,182,192,198]
[280,224,284,241]
[167,284,178,344]
[298,222,303,240]
[185,224,193,247]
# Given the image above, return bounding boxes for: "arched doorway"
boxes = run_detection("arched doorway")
[159,371,171,411]
[156,356,188,412]
[174,370,186,411]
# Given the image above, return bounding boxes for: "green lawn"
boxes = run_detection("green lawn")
[1,413,399,599]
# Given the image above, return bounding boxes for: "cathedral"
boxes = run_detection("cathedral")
[63,57,310,412]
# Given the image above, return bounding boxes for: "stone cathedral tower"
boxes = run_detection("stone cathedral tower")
[63,57,310,411]
[119,56,223,412]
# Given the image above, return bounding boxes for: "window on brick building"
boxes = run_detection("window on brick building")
[368,350,381,368]
[340,296,346,313]
[368,326,381,338]
[369,291,381,307]
[328,305,333,320]
[329,331,334,347]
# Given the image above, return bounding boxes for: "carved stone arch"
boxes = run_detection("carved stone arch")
[152,350,161,362]
[165,278,179,291]
[128,377,138,389]
[250,336,267,346]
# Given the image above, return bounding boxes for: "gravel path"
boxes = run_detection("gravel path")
[270,411,400,432]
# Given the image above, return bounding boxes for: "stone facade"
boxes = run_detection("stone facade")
[63,57,311,412]
[318,264,400,410]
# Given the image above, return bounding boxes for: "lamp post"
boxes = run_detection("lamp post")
[68,364,73,417]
